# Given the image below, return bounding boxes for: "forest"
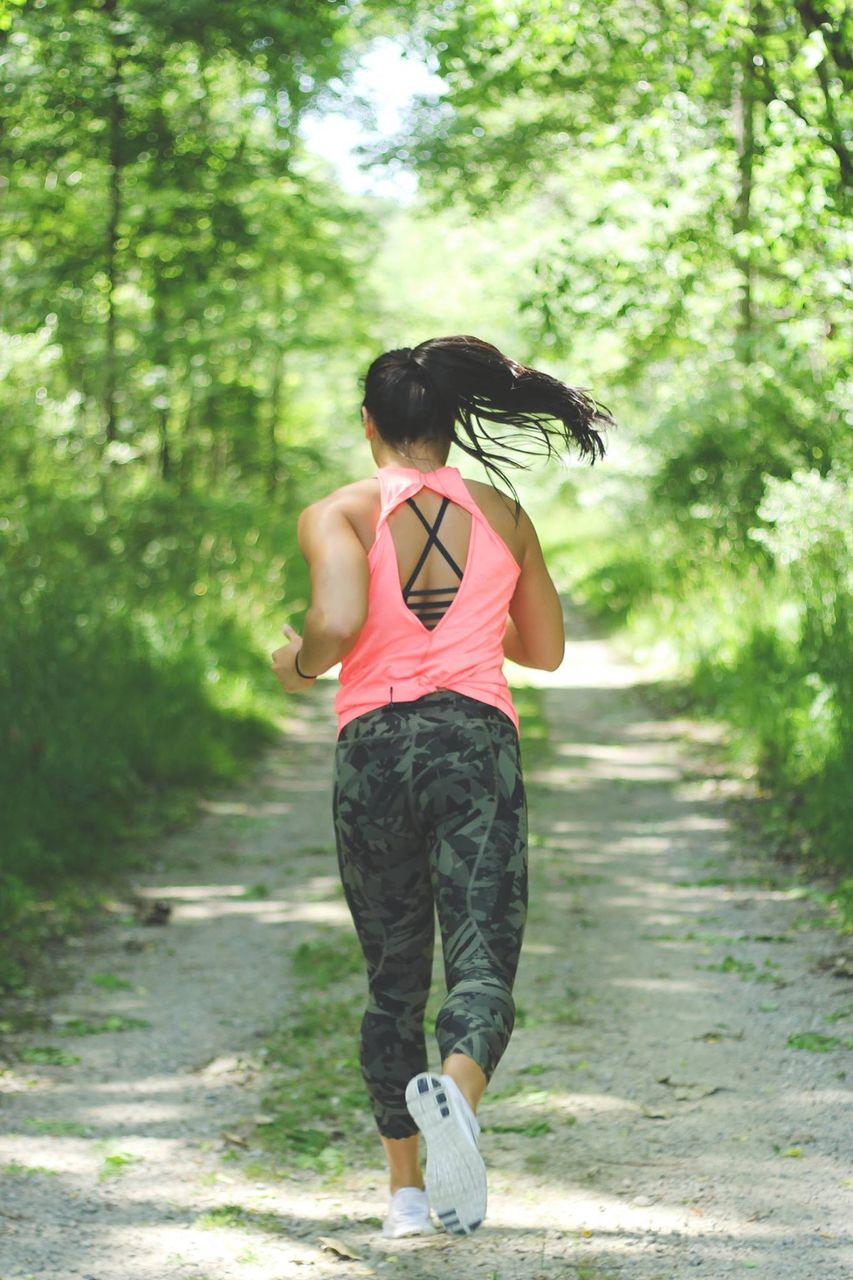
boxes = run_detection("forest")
[1,0,851,980]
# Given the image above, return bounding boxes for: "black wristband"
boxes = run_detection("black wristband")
[294,650,317,681]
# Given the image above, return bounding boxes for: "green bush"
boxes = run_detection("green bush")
[547,453,853,877]
[0,477,317,964]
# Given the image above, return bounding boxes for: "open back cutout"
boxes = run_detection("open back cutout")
[387,493,472,631]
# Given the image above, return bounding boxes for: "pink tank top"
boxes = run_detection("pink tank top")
[335,464,522,737]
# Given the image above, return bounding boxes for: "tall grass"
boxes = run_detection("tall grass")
[0,474,319,985]
[544,464,852,892]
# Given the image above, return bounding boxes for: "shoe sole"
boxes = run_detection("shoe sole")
[382,1221,435,1239]
[405,1073,486,1236]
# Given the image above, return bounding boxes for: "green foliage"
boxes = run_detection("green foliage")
[24,1118,91,1136]
[787,1031,853,1052]
[0,474,322,973]
[828,880,853,928]
[239,883,271,901]
[98,1151,142,1180]
[373,0,853,888]
[2,1160,59,1177]
[290,935,364,988]
[195,1204,281,1233]
[15,1046,81,1066]
[482,1118,554,1137]
[551,429,852,873]
[1,0,850,969]
[56,1016,150,1036]
[89,973,135,992]
[0,0,382,489]
[512,683,552,771]
[572,549,659,625]
[256,991,375,1177]
[249,931,375,1178]
[689,500,852,868]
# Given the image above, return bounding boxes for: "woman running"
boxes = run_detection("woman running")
[271,335,612,1240]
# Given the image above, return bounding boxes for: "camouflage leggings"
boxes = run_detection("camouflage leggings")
[332,689,528,1139]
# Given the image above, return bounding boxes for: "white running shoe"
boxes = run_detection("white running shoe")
[382,1186,435,1239]
[404,1072,487,1236]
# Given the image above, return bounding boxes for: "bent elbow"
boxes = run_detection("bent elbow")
[308,605,365,648]
[325,617,365,647]
[543,638,565,671]
[520,643,563,672]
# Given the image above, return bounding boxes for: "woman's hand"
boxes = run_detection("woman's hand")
[271,622,316,693]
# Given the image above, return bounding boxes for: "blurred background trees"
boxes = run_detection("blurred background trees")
[1,0,850,974]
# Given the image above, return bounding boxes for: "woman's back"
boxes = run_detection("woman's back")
[333,464,525,736]
[334,469,526,571]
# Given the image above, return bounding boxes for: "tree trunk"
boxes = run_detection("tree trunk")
[732,12,756,362]
[267,355,282,499]
[267,272,285,499]
[179,375,200,496]
[152,289,171,482]
[211,431,228,489]
[158,404,171,481]
[102,0,125,450]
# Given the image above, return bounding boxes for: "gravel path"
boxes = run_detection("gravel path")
[2,605,851,1280]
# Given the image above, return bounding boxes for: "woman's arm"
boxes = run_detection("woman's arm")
[271,498,369,692]
[502,508,565,671]
[296,500,369,671]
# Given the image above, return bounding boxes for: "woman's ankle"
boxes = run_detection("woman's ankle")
[390,1178,425,1194]
[382,1131,423,1194]
[441,1053,487,1113]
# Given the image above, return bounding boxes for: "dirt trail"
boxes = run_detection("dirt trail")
[2,604,851,1280]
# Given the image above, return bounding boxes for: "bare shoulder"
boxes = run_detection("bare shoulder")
[299,477,380,554]
[303,476,377,513]
[460,476,531,561]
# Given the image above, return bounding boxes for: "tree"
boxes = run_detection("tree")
[0,0,381,488]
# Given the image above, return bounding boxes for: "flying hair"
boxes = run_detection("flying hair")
[360,334,615,516]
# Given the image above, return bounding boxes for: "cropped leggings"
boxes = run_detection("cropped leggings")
[332,690,528,1139]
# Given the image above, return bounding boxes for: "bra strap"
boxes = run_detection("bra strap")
[400,496,466,600]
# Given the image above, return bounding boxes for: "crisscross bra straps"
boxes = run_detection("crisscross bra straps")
[400,494,465,630]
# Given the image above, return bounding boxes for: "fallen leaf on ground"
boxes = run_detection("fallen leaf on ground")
[657,1076,726,1101]
[220,1131,248,1147]
[816,954,853,979]
[318,1236,362,1260]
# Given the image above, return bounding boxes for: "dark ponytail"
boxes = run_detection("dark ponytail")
[360,335,615,515]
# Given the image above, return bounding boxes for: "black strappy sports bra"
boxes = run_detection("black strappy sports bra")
[400,495,465,630]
